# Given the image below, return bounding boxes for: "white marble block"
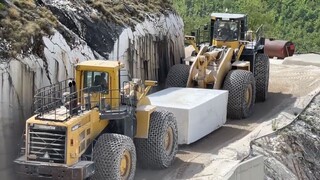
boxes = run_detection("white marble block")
[148,87,228,145]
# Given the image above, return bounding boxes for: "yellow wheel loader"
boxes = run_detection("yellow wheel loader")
[166,13,269,119]
[14,60,178,179]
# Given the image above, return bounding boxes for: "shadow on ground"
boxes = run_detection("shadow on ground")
[135,158,204,180]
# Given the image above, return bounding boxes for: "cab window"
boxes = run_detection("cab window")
[84,71,109,93]
[213,20,239,41]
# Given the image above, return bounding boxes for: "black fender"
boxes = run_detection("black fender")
[255,37,265,54]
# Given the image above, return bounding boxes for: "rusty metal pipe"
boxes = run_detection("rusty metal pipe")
[265,39,295,59]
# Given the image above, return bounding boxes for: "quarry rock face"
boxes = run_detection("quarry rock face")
[0,1,184,179]
[251,94,320,180]
[0,31,95,179]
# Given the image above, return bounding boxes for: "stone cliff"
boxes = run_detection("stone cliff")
[0,0,184,179]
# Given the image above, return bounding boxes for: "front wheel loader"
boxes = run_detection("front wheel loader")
[166,13,270,119]
[14,60,178,180]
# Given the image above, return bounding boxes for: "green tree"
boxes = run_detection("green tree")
[173,0,320,53]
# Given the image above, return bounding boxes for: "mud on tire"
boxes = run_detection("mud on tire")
[134,110,178,169]
[165,64,190,88]
[223,70,256,119]
[92,133,136,180]
[254,53,270,102]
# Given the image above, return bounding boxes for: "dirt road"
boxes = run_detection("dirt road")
[135,59,320,180]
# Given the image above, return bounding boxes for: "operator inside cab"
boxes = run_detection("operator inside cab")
[85,71,109,93]
[99,72,108,90]
[214,21,238,41]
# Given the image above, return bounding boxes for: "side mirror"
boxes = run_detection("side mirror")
[259,37,265,46]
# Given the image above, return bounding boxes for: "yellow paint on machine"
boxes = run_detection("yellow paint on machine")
[212,40,239,49]
[23,60,157,168]
[26,109,109,166]
[135,105,156,138]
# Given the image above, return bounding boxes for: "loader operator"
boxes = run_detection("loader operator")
[218,23,233,40]
[100,72,108,90]
[93,72,108,92]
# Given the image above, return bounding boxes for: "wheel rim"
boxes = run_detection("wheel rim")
[164,127,174,155]
[120,150,131,179]
[245,84,253,108]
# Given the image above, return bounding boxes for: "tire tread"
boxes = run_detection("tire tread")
[134,110,178,169]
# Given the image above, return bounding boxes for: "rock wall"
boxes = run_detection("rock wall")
[43,0,184,86]
[251,93,320,180]
[0,31,95,179]
[109,13,184,88]
[0,60,34,178]
[0,1,184,179]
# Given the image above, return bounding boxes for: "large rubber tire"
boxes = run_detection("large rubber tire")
[92,134,136,180]
[254,53,270,102]
[165,64,190,88]
[134,110,178,169]
[223,70,256,119]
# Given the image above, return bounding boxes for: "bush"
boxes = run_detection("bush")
[0,0,58,57]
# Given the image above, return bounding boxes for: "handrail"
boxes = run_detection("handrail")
[33,80,136,121]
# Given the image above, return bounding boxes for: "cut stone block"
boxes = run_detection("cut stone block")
[148,87,228,145]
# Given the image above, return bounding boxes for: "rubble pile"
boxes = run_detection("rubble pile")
[252,94,320,179]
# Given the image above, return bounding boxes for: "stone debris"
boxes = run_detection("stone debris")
[252,94,320,180]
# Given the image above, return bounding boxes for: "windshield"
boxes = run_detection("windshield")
[213,20,239,41]
[84,71,109,93]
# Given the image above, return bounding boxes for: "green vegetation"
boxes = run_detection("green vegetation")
[173,0,320,53]
[0,3,5,11]
[0,0,174,58]
[0,0,58,57]
[86,0,173,27]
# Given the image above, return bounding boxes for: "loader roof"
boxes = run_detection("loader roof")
[211,13,246,20]
[76,60,124,72]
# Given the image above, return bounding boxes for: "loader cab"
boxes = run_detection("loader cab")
[75,60,124,109]
[210,13,248,49]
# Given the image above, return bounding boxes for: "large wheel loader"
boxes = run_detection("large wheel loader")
[166,13,270,119]
[14,60,178,179]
